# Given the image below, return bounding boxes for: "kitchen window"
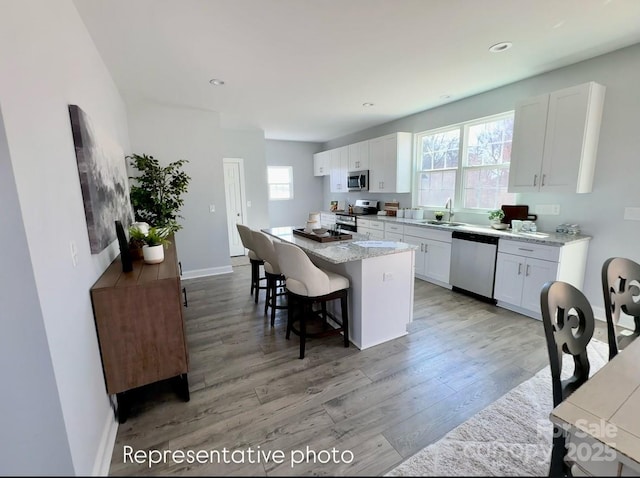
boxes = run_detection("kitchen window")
[267,166,293,200]
[415,112,516,211]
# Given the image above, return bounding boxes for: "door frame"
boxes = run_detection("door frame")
[223,158,249,256]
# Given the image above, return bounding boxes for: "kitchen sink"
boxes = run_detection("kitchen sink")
[424,220,465,227]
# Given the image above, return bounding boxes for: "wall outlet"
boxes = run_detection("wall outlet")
[383,272,393,282]
[209,204,215,213]
[624,207,640,221]
[247,200,252,207]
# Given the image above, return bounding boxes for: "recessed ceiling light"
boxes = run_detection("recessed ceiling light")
[488,42,513,53]
[362,102,374,107]
[209,78,225,86]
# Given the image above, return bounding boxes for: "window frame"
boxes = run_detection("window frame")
[413,111,515,213]
[267,165,294,201]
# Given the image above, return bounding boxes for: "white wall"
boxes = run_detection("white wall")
[0,109,75,475]
[0,1,130,474]
[324,43,640,313]
[265,140,324,227]
[126,100,271,276]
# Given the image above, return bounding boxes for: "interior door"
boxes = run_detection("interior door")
[223,158,247,257]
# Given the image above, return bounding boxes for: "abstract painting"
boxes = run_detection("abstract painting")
[69,104,133,254]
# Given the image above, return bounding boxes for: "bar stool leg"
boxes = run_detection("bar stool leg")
[286,293,293,340]
[340,291,349,348]
[250,260,257,295]
[264,274,272,316]
[299,301,308,359]
[270,277,278,326]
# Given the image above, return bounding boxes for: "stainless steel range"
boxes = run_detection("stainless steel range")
[335,199,379,232]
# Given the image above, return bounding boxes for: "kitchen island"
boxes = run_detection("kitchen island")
[262,226,416,350]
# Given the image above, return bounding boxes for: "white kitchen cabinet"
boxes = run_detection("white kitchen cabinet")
[313,150,330,176]
[329,146,349,192]
[509,81,605,194]
[357,218,384,240]
[348,140,369,171]
[320,212,336,227]
[404,225,452,286]
[494,238,590,319]
[368,132,412,193]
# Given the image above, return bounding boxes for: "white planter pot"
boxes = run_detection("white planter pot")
[142,244,165,264]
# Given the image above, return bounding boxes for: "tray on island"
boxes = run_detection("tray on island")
[292,228,352,242]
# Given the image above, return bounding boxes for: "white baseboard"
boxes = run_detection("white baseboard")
[181,265,233,279]
[91,411,118,476]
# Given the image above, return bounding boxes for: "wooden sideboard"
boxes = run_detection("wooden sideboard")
[90,239,189,423]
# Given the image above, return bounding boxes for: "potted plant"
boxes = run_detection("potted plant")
[127,153,191,234]
[434,211,445,221]
[129,225,171,264]
[488,209,507,229]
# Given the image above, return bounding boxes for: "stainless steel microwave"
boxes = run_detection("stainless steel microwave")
[347,170,368,191]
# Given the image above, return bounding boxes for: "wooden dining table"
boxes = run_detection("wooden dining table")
[550,336,640,476]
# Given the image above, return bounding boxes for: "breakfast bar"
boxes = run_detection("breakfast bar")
[262,226,416,350]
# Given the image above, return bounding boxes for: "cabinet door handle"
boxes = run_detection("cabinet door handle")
[420,243,423,252]
[182,287,188,307]
[526,264,531,276]
[179,261,183,275]
[533,174,537,186]
[518,248,534,252]
[518,263,522,275]
[541,174,546,186]
[425,243,428,253]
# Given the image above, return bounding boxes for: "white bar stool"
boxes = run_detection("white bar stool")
[274,241,350,359]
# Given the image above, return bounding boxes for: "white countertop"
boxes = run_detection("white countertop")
[262,226,416,264]
[326,212,591,246]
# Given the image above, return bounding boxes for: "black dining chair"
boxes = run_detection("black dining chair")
[540,280,596,478]
[602,257,640,360]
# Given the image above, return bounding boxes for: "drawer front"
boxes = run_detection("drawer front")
[384,223,404,234]
[498,239,560,262]
[358,218,371,229]
[404,225,452,243]
[385,231,404,241]
[367,219,384,230]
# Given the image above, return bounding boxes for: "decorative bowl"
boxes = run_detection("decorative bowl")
[491,223,509,230]
[312,228,329,235]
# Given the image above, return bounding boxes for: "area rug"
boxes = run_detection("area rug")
[386,340,610,476]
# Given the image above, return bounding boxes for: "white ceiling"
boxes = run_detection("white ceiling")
[74,0,640,143]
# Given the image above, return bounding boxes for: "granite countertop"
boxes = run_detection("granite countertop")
[353,214,592,246]
[262,226,416,264]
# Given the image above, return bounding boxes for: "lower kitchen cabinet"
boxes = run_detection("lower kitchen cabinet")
[320,212,336,228]
[384,222,404,239]
[357,218,384,240]
[404,225,452,286]
[494,238,590,319]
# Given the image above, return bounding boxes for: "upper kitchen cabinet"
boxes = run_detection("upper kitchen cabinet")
[509,81,606,194]
[368,132,412,193]
[313,150,330,176]
[329,146,349,192]
[348,140,369,171]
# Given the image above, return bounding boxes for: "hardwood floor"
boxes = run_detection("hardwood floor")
[108,265,607,476]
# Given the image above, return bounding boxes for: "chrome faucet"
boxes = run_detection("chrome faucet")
[445,197,454,222]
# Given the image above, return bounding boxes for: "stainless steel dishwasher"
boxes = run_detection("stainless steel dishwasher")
[450,231,499,302]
